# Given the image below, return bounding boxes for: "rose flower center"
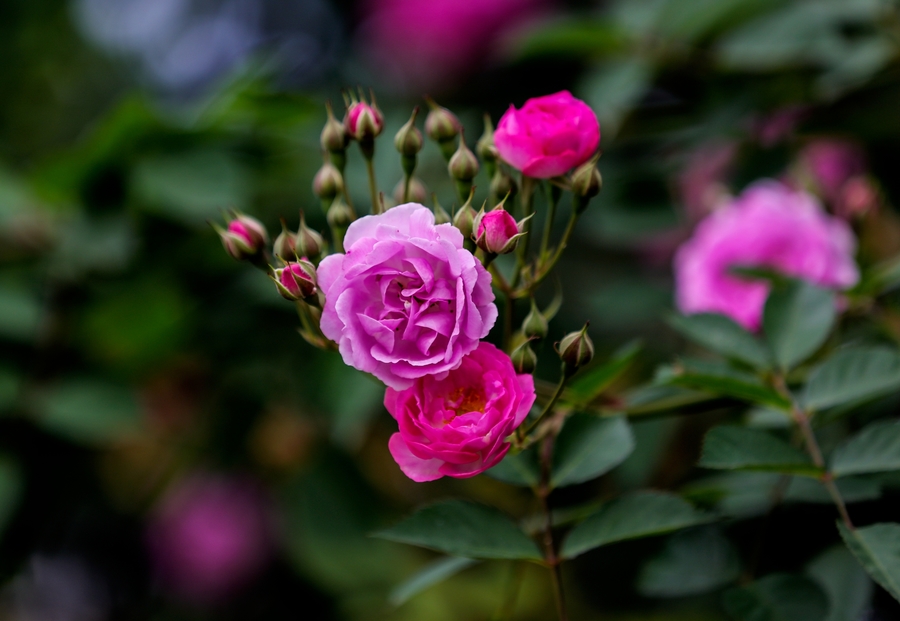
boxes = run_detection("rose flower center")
[446,386,487,418]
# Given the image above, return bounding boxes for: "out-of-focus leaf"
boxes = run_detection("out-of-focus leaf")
[552,414,634,488]
[389,556,478,606]
[561,492,710,559]
[567,340,641,405]
[763,281,835,371]
[324,361,386,451]
[513,18,627,59]
[49,214,137,277]
[33,379,142,444]
[0,283,41,342]
[655,0,782,42]
[485,448,539,487]
[831,419,900,477]
[838,522,900,603]
[803,347,900,412]
[659,362,790,410]
[668,313,770,368]
[698,426,819,476]
[722,573,828,621]
[0,369,19,412]
[784,476,881,505]
[132,149,250,225]
[375,501,543,561]
[637,527,741,597]
[622,384,719,416]
[579,58,653,138]
[816,35,896,99]
[806,545,873,621]
[0,456,22,536]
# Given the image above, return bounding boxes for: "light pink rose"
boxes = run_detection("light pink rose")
[357,0,550,93]
[495,90,600,179]
[317,203,497,390]
[385,341,536,482]
[146,474,272,605]
[674,181,859,331]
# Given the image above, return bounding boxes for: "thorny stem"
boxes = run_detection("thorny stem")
[772,375,854,530]
[538,436,568,621]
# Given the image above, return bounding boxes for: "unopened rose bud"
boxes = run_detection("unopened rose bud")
[296,214,325,260]
[393,177,427,205]
[320,102,348,154]
[572,159,602,213]
[345,101,384,142]
[557,324,594,377]
[474,207,523,255]
[326,198,354,229]
[432,195,451,225]
[313,162,344,203]
[425,98,461,160]
[395,108,423,158]
[219,214,268,261]
[522,299,548,340]
[449,135,479,183]
[274,260,317,301]
[477,114,498,177]
[273,221,297,260]
[490,169,517,201]
[510,341,537,375]
[453,192,477,239]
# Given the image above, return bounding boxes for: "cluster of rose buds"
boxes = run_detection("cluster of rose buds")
[218,89,603,481]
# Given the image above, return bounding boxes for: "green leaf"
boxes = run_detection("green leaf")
[763,281,835,371]
[803,347,900,411]
[722,573,828,621]
[660,361,791,410]
[33,379,142,444]
[637,527,741,597]
[513,17,627,59]
[485,448,540,487]
[561,492,710,559]
[698,426,820,476]
[668,313,771,368]
[567,340,641,405]
[838,522,900,602]
[389,556,478,606]
[0,456,23,536]
[375,501,543,561]
[830,419,900,477]
[806,545,873,621]
[552,414,634,488]
[0,283,42,342]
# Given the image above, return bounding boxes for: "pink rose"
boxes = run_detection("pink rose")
[674,181,859,331]
[475,208,521,255]
[799,139,866,202]
[146,474,272,605]
[385,341,536,482]
[317,203,497,390]
[494,90,600,179]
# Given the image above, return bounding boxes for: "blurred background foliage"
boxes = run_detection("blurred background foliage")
[2,0,900,619]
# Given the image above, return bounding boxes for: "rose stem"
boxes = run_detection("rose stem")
[523,374,567,437]
[538,436,568,621]
[513,175,537,289]
[365,157,381,215]
[773,375,854,530]
[539,181,562,261]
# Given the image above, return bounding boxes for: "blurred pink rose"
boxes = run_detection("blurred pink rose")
[674,181,859,330]
[495,91,600,178]
[677,141,737,221]
[385,341,535,482]
[147,474,272,605]
[358,0,549,92]
[317,203,497,390]
[837,176,879,220]
[799,139,866,203]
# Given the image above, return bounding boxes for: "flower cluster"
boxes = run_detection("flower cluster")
[220,90,604,481]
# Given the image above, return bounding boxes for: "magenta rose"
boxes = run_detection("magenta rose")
[317,203,497,390]
[674,181,859,331]
[494,90,600,179]
[385,341,536,482]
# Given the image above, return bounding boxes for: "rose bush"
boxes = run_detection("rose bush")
[384,341,536,482]
[674,181,859,330]
[494,90,600,178]
[317,203,497,389]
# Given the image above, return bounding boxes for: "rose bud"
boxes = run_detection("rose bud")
[273,260,317,301]
[273,221,297,260]
[432,195,451,225]
[453,191,478,239]
[572,158,602,213]
[395,108,423,157]
[474,207,523,255]
[522,299,548,340]
[510,340,537,375]
[219,214,268,261]
[296,214,325,260]
[477,113,498,176]
[449,134,479,182]
[490,168,518,201]
[345,101,384,142]
[326,198,354,229]
[557,324,594,377]
[424,98,461,160]
[312,162,344,203]
[393,177,428,205]
[837,175,879,219]
[320,101,348,154]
